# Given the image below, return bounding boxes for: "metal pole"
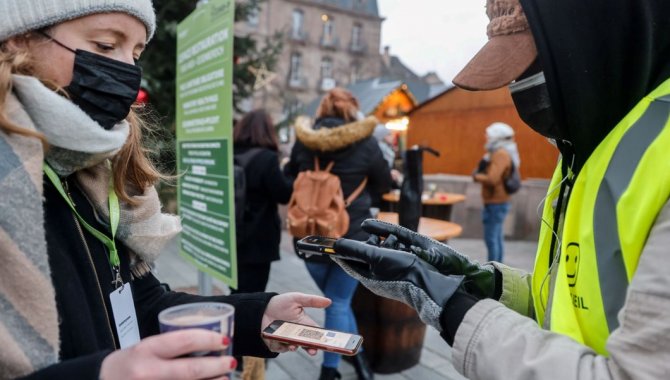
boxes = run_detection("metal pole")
[198,271,213,296]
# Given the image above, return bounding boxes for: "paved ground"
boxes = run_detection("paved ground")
[155,232,536,380]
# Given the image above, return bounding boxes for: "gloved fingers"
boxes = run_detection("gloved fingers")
[336,238,420,279]
[360,219,394,238]
[334,238,382,263]
[379,234,410,251]
[365,234,381,246]
[361,219,437,249]
[381,234,399,248]
[411,246,448,270]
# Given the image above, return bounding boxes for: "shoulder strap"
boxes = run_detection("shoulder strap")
[314,156,335,172]
[345,177,368,207]
[313,155,366,205]
[508,158,518,177]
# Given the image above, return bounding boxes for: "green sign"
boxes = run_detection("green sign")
[176,0,237,288]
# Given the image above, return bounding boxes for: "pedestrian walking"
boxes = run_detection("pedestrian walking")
[284,88,392,380]
[233,109,293,294]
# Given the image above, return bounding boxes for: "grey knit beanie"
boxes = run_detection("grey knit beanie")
[0,0,156,42]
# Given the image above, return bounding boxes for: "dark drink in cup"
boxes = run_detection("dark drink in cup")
[158,302,234,356]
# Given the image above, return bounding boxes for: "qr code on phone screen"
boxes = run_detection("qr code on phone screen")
[298,329,324,340]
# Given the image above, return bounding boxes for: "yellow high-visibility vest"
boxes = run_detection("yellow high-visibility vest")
[532,78,670,355]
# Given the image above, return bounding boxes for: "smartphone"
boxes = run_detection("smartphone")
[262,320,363,356]
[296,236,365,262]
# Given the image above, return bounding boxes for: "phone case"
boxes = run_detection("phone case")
[295,236,337,256]
[262,323,362,356]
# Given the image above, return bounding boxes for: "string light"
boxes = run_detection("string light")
[386,117,409,131]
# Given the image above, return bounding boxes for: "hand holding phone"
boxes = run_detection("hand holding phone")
[262,320,363,356]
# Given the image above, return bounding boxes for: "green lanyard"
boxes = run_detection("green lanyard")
[43,163,121,269]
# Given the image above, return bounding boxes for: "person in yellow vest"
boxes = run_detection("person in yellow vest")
[330,0,670,378]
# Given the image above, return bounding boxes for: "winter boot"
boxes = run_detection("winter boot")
[352,353,374,380]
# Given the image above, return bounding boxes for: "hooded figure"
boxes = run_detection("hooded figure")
[328,0,670,379]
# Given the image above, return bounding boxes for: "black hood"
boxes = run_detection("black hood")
[520,0,670,173]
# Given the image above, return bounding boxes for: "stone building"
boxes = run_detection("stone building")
[235,0,384,121]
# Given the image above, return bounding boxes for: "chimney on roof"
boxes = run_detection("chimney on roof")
[382,45,391,67]
[422,71,445,86]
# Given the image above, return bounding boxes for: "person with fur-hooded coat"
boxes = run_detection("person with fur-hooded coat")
[284,88,391,380]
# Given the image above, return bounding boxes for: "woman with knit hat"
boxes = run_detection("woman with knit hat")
[0,1,330,379]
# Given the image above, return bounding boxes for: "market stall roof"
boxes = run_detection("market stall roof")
[301,77,419,118]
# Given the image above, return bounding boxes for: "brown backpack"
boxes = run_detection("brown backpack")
[287,157,367,238]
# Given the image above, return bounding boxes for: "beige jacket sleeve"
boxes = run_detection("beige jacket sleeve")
[452,201,670,380]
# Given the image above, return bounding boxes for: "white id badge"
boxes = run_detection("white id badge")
[109,283,141,349]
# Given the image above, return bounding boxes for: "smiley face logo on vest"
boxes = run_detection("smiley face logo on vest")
[565,243,580,287]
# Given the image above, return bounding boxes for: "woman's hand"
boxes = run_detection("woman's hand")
[99,329,235,380]
[261,292,331,355]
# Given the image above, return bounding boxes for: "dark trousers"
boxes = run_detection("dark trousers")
[230,262,272,294]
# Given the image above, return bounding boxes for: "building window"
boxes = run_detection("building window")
[322,14,334,39]
[283,98,302,118]
[352,23,362,50]
[289,52,303,86]
[321,57,335,90]
[247,6,259,26]
[292,9,304,39]
[321,57,333,80]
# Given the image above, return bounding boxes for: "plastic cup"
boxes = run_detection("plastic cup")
[158,302,234,356]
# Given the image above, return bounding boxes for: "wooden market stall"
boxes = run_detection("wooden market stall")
[407,86,558,179]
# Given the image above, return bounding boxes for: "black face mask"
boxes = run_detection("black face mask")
[44,34,142,129]
[509,71,566,142]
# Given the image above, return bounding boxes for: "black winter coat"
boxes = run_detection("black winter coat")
[20,175,277,379]
[234,145,293,264]
[284,116,392,262]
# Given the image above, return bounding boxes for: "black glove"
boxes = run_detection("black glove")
[360,219,497,300]
[332,238,464,332]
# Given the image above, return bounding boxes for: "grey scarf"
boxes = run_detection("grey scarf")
[0,75,180,378]
[485,138,521,168]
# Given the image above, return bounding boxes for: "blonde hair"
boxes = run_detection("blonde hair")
[0,38,161,205]
[316,87,360,122]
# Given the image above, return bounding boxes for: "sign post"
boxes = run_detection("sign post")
[176,0,237,292]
